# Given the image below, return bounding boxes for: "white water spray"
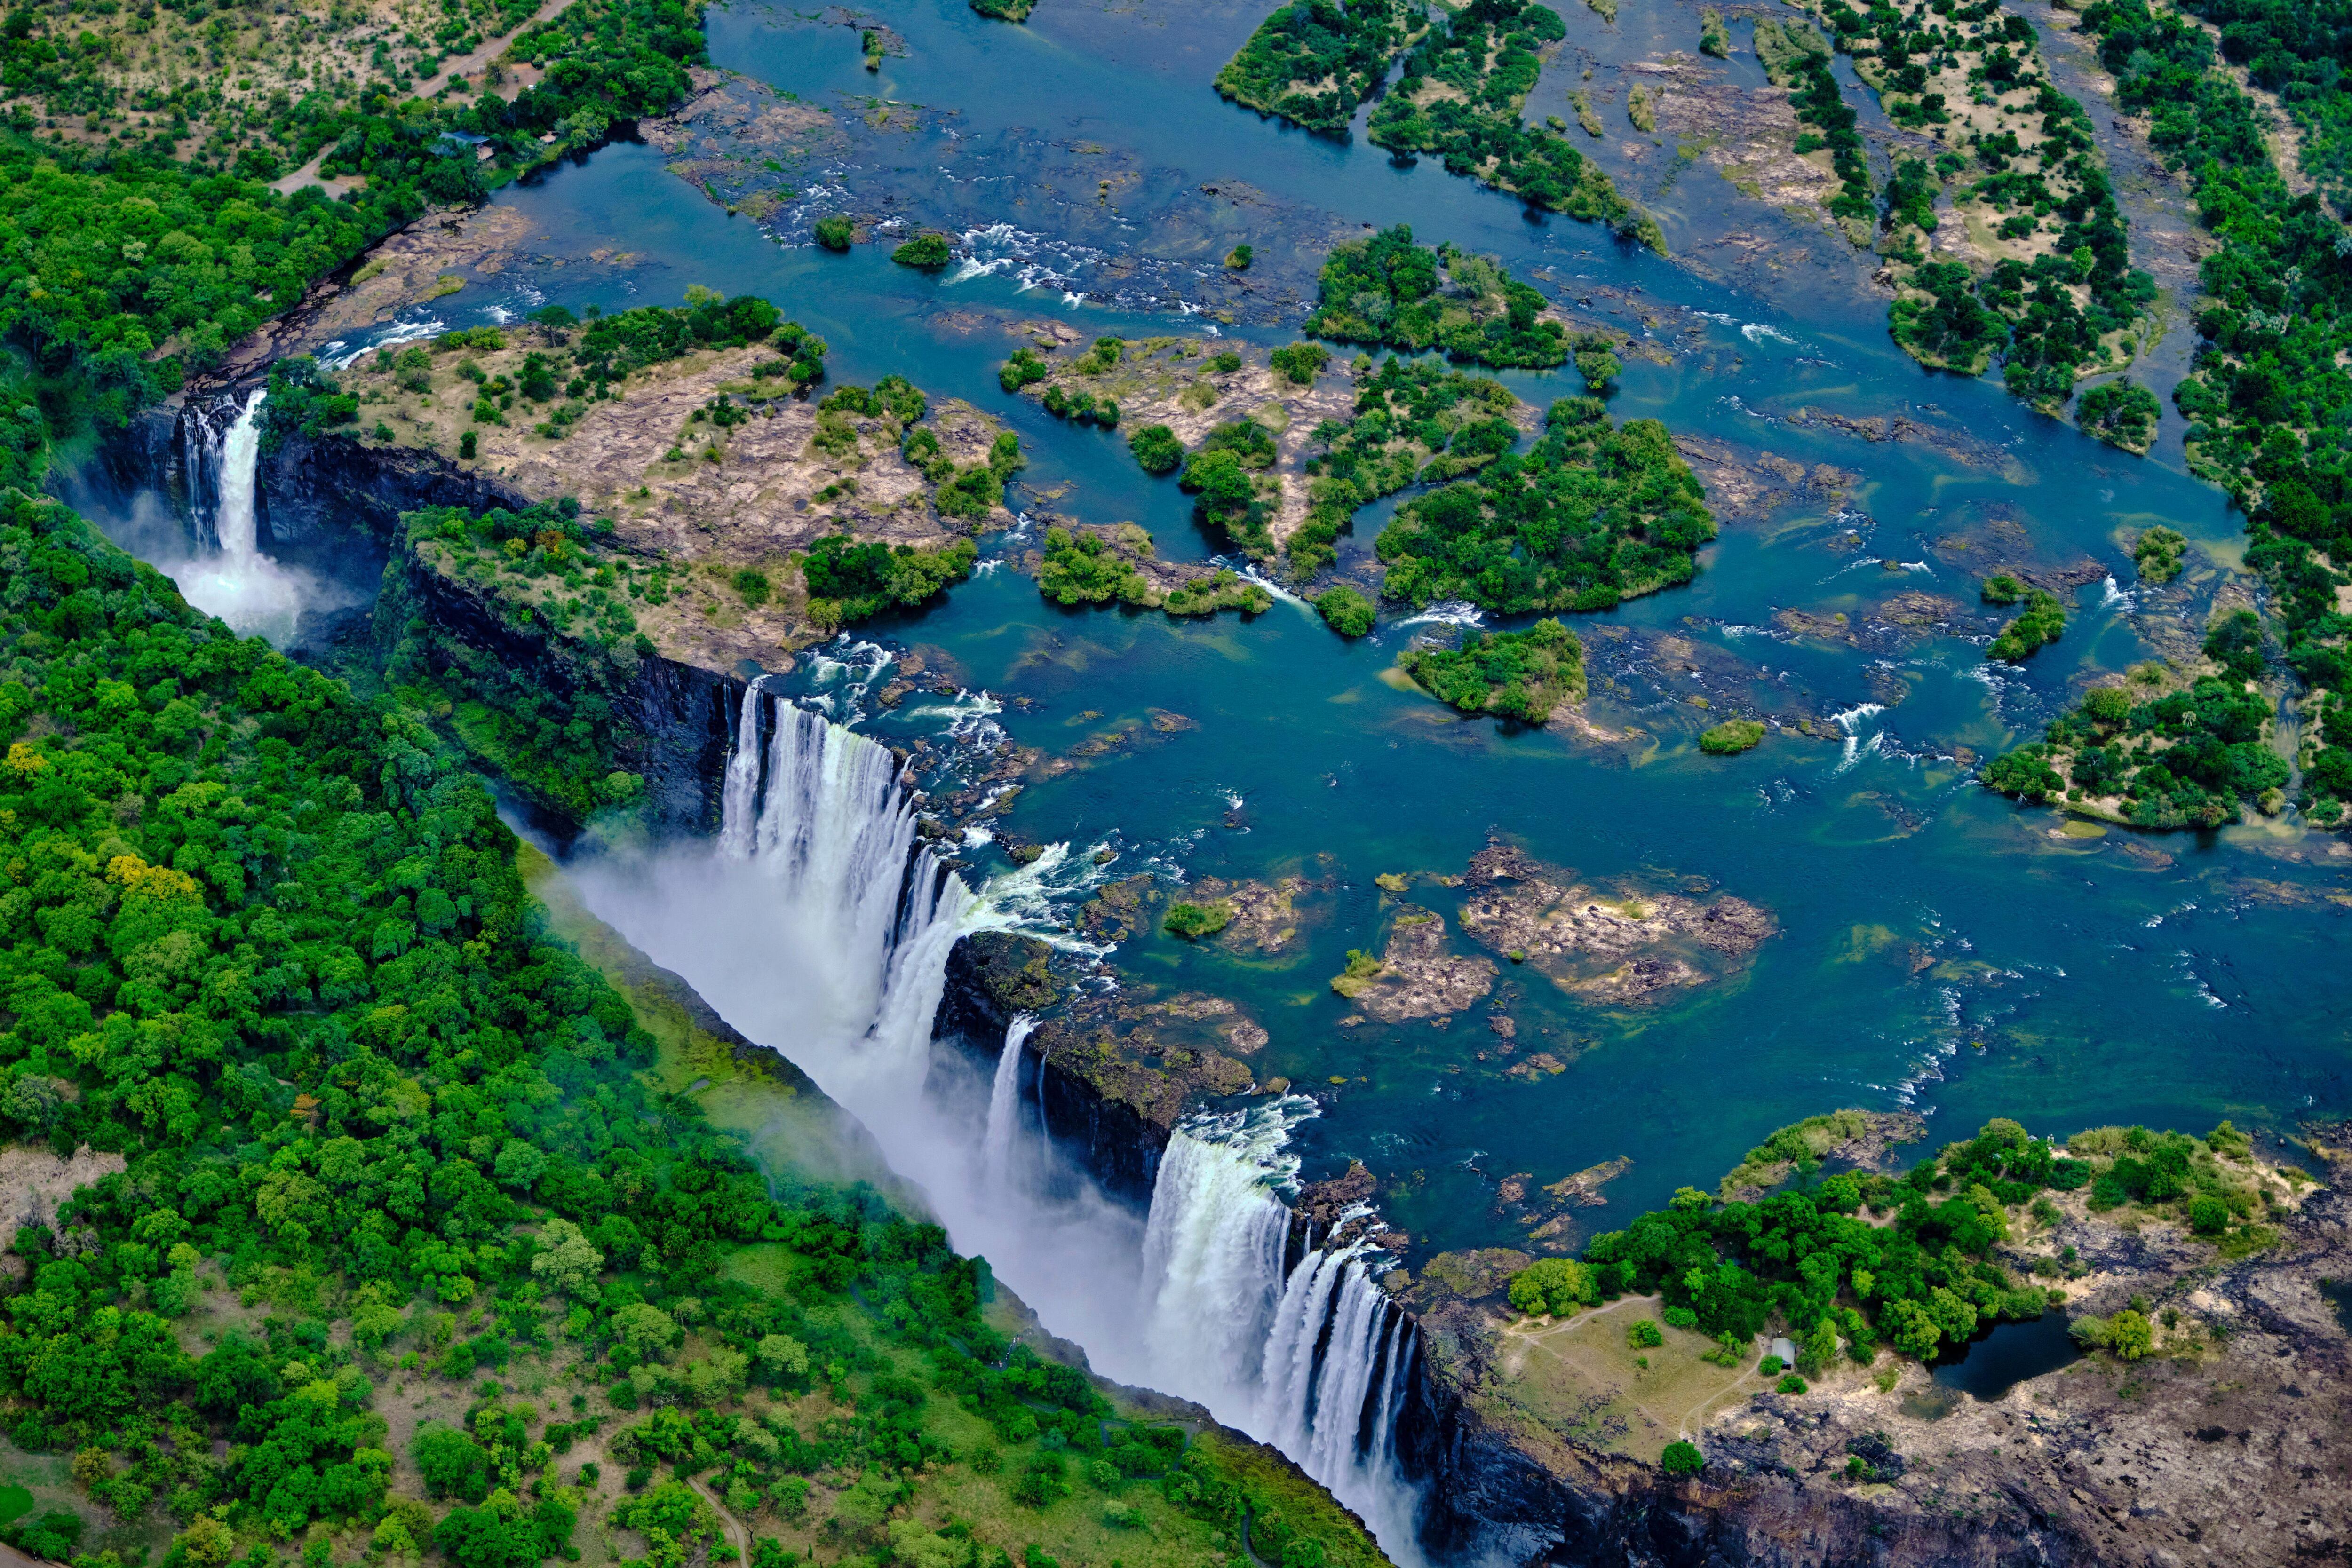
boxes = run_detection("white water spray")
[1139,1110,1428,1560]
[571,699,1426,1565]
[170,389,306,643]
[981,1014,1036,1190]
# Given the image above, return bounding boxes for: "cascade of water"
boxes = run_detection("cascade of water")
[1138,1110,1426,1560]
[981,1014,1037,1189]
[709,695,1003,1118]
[171,388,304,644]
[717,683,767,863]
[592,700,1425,1560]
[1138,1117,1297,1411]
[859,847,987,1101]
[214,389,266,561]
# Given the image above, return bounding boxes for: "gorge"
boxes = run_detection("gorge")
[4,0,2351,1559]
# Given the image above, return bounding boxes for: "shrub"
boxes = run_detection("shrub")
[1011,1456,1070,1507]
[1776,1373,1809,1394]
[1659,1441,1703,1475]
[1698,719,1764,755]
[2076,378,2160,451]
[2188,1195,2229,1235]
[1163,901,1233,941]
[1270,342,1330,386]
[1757,1354,1784,1376]
[731,568,771,605]
[1224,244,1254,269]
[2132,526,2186,583]
[1001,348,1052,393]
[1211,351,1242,373]
[1128,424,1184,474]
[1980,573,2026,605]
[891,233,954,269]
[1988,588,2066,661]
[815,216,854,251]
[1626,1319,1664,1350]
[1329,950,1383,997]
[1314,586,1375,638]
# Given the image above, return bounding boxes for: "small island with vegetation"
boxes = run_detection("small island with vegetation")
[1979,609,2329,827]
[1377,397,1716,613]
[1400,618,1587,725]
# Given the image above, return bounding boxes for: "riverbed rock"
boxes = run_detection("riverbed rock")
[1182,874,1326,958]
[1402,1128,2352,1568]
[1348,907,1499,1023]
[1457,844,1775,1007]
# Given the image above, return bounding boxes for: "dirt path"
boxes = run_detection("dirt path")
[685,1475,752,1565]
[271,0,569,196]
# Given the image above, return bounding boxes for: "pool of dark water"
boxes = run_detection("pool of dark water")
[1931,1311,2081,1402]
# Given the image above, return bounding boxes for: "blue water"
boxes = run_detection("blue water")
[316,0,2346,1254]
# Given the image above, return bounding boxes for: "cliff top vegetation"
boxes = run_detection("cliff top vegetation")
[0,485,1389,1568]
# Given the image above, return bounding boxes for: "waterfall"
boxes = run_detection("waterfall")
[1139,1109,1426,1559]
[214,388,266,560]
[584,696,1425,1562]
[981,1014,1036,1189]
[1139,1112,1298,1411]
[171,388,304,643]
[712,691,994,1118]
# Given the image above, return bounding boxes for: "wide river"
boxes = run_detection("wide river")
[327,0,2346,1250]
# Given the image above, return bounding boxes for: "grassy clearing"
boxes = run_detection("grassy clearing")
[1500,1297,1765,1462]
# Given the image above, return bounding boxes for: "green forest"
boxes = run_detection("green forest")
[0,490,1386,1568]
[1213,0,1425,138]
[0,0,707,493]
[1398,618,1584,724]
[1304,228,1570,371]
[2076,0,2352,697]
[1981,612,2295,827]
[1289,356,1523,578]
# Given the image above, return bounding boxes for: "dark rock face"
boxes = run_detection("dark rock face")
[381,551,740,841]
[937,931,1065,1038]
[932,933,1169,1207]
[254,427,739,841]
[260,429,531,570]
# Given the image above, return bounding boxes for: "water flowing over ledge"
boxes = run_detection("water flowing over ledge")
[573,693,1431,1565]
[167,388,309,643]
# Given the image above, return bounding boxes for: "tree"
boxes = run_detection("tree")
[1878,1299,1941,1362]
[1128,424,1183,475]
[2106,1309,2153,1360]
[413,1426,490,1503]
[1660,1441,1703,1475]
[1507,1258,1594,1317]
[530,1219,606,1297]
[891,234,954,269]
[1314,586,1374,637]
[756,1334,810,1379]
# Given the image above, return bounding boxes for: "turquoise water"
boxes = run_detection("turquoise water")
[377,0,2345,1256]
